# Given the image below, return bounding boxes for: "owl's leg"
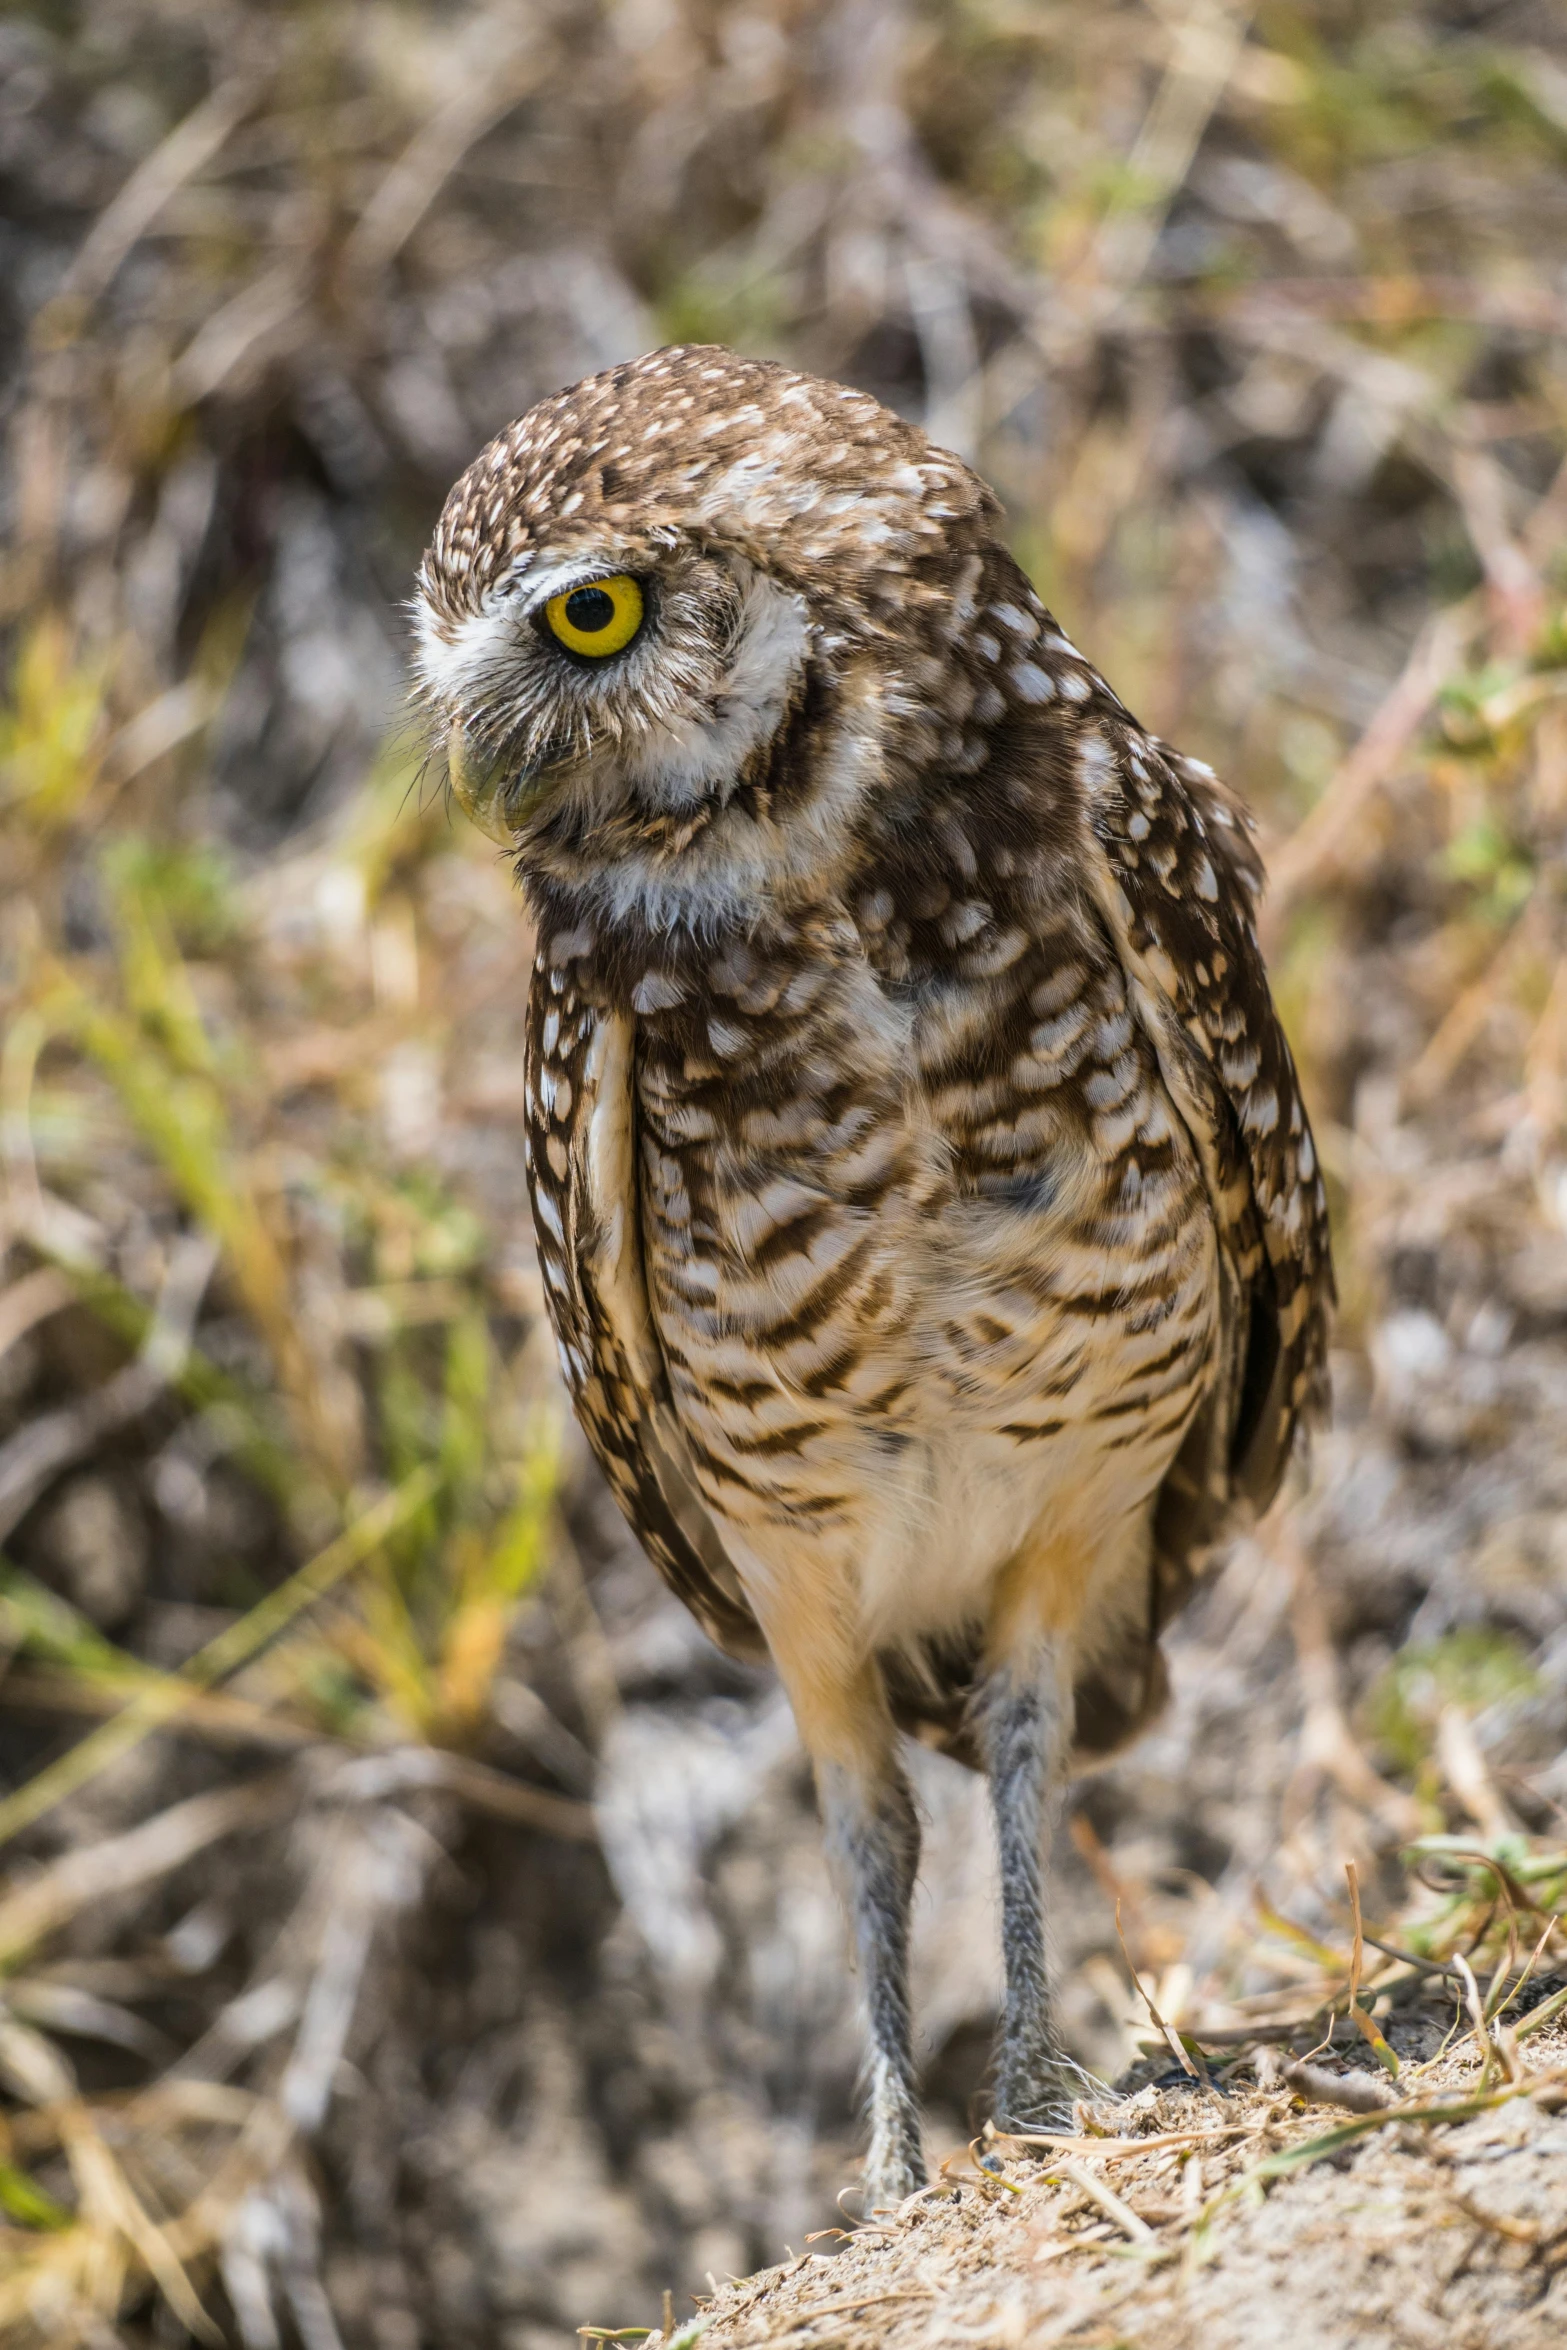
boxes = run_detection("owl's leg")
[747,1574,926,2205]
[818,1741,925,2207]
[978,1637,1078,2134]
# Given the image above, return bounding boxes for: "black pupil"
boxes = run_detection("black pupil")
[564,585,617,635]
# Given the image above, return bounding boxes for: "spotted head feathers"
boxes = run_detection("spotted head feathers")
[411,344,1085,933]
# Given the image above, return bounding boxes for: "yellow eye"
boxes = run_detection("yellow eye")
[543,573,644,658]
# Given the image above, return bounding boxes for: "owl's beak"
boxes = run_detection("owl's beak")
[444,722,516,845]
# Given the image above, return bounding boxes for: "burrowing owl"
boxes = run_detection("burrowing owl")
[414,345,1332,2203]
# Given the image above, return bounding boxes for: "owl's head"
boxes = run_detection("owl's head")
[414,345,1031,932]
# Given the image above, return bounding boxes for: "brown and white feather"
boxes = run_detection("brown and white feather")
[419,344,1333,1773]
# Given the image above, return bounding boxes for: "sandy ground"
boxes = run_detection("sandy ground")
[678,2012,1567,2350]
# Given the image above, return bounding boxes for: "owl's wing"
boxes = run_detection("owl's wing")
[525,962,767,1664]
[1078,722,1333,1576]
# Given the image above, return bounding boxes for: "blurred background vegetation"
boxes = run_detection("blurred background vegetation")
[3,0,1567,2342]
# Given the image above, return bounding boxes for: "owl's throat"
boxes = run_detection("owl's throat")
[514,643,867,925]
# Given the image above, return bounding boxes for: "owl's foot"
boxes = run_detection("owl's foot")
[977,1644,1096,2142]
[862,2054,927,2208]
[861,2117,928,2213]
[818,1756,928,2214]
[992,2052,1083,2139]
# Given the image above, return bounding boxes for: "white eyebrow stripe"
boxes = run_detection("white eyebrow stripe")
[508,551,643,616]
[417,549,648,700]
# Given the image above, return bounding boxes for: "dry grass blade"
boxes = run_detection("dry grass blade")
[172,257,312,409]
[1453,1953,1498,2089]
[1432,1706,1518,1841]
[1517,1979,1567,2041]
[1345,1863,1399,2077]
[59,2104,221,2343]
[0,1468,435,1851]
[1485,1914,1559,2028]
[1078,0,1256,317]
[1358,1933,1464,1983]
[0,1664,321,1749]
[1114,1896,1202,2082]
[775,2289,932,2325]
[42,75,259,320]
[343,28,550,277]
[0,1268,71,1363]
[0,1775,294,1969]
[1045,2159,1155,2246]
[998,2125,1262,2160]
[1284,1534,1420,1835]
[418,1750,596,1838]
[1265,600,1476,917]
[0,1234,216,1542]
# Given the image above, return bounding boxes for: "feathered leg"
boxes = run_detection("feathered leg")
[979,1638,1077,2133]
[745,1561,927,2206]
[818,1749,925,2205]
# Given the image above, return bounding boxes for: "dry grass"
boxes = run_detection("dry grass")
[3,0,1567,2342]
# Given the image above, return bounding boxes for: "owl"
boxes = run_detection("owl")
[414,345,1332,2205]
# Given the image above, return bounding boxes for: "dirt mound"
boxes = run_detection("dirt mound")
[682,2003,1567,2350]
